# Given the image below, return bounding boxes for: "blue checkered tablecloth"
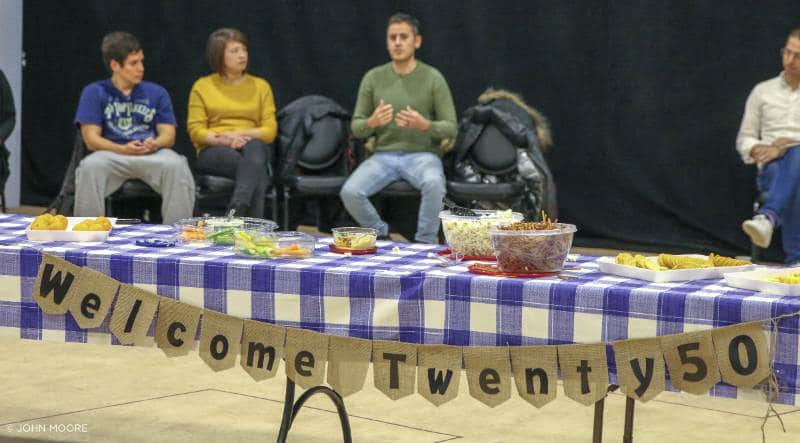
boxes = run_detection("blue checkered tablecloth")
[1,213,799,404]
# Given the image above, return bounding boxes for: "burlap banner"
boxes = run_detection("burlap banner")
[199,310,243,371]
[613,337,665,402]
[327,336,372,397]
[155,297,202,357]
[417,345,462,406]
[557,343,609,406]
[463,346,511,408]
[25,256,790,410]
[32,254,81,315]
[67,266,120,329]
[661,330,720,394]
[509,345,558,408]
[240,319,286,381]
[373,340,418,400]
[285,327,329,389]
[108,284,160,345]
[711,321,770,389]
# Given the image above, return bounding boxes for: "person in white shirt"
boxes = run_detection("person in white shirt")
[739,26,800,263]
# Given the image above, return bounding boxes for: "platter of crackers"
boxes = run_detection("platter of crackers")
[597,253,754,282]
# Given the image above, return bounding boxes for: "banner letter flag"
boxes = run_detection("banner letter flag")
[155,297,202,357]
[199,310,244,371]
[373,340,418,400]
[66,266,120,329]
[613,337,665,402]
[33,254,81,315]
[509,345,558,408]
[327,336,372,397]
[109,284,160,345]
[285,327,329,389]
[557,343,609,406]
[661,330,720,395]
[463,346,511,408]
[417,345,462,406]
[711,321,770,389]
[240,320,286,381]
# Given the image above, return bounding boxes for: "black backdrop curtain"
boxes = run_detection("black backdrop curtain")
[21,0,799,255]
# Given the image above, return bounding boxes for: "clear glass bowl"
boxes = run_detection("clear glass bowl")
[174,217,208,244]
[175,217,277,245]
[439,209,523,256]
[234,229,315,258]
[331,227,378,250]
[204,217,277,246]
[488,223,577,273]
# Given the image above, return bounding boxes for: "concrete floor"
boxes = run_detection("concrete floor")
[1,206,794,442]
[0,337,798,442]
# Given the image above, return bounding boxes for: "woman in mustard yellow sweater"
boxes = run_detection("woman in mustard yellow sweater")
[187,28,277,217]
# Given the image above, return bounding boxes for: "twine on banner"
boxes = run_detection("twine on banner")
[760,310,800,443]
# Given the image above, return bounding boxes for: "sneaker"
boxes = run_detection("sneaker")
[742,214,773,248]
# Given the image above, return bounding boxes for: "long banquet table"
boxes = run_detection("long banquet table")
[1,213,799,405]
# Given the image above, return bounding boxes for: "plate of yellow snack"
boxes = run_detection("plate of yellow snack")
[723,267,800,295]
[26,214,115,242]
[597,253,754,282]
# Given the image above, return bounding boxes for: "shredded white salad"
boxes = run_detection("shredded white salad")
[440,209,521,256]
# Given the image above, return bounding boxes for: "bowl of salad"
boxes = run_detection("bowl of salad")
[331,227,378,251]
[439,209,523,256]
[204,217,277,246]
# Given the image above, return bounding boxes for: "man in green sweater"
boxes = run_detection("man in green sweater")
[340,13,457,243]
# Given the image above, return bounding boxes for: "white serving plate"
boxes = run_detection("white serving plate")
[25,217,116,242]
[723,266,800,296]
[596,255,755,283]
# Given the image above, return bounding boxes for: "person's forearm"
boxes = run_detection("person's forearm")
[153,133,175,149]
[204,132,230,147]
[351,117,373,138]
[84,133,122,153]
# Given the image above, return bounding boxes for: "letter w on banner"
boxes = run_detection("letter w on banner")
[33,254,81,315]
[613,337,665,403]
[711,321,770,389]
[417,344,461,406]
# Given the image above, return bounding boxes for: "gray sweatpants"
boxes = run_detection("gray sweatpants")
[74,149,195,224]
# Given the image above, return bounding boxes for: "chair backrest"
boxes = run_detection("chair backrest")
[298,117,346,170]
[470,125,519,175]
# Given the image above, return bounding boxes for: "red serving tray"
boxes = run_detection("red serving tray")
[467,263,557,278]
[329,244,378,255]
[438,248,496,261]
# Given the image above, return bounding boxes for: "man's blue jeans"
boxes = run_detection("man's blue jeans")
[758,145,800,263]
[340,151,446,243]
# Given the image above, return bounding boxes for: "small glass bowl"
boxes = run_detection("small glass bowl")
[174,217,208,243]
[269,231,316,258]
[331,227,378,250]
